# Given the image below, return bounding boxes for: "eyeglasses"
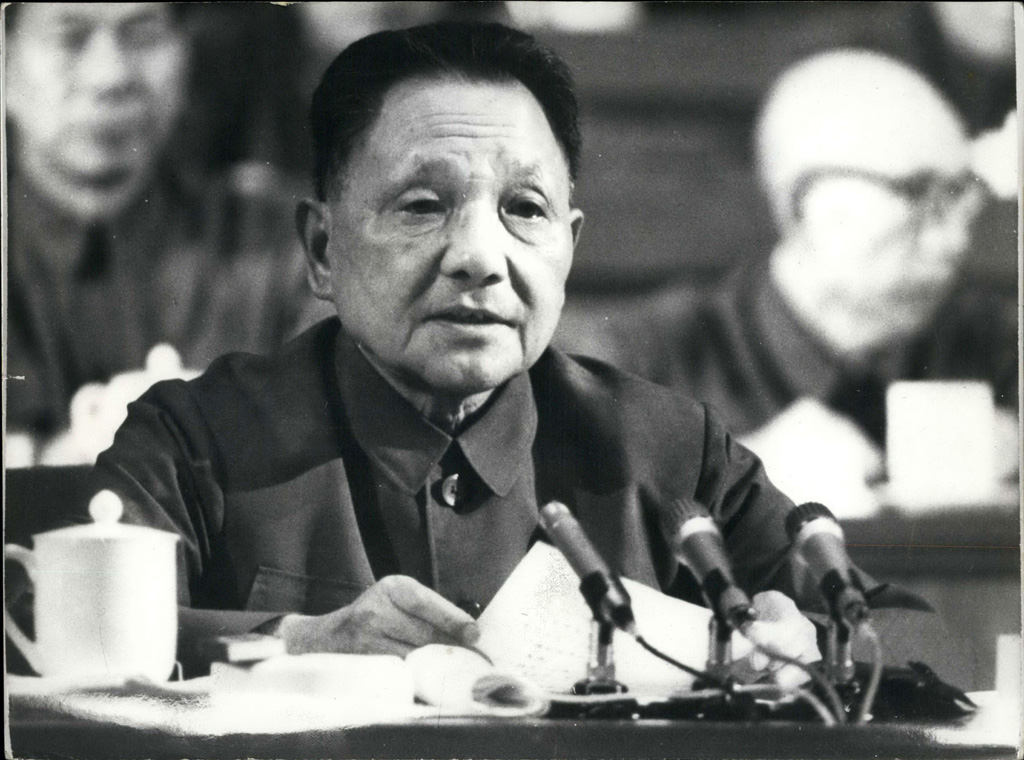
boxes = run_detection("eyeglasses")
[789,166,986,231]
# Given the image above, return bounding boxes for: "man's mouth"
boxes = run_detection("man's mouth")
[75,167,135,190]
[430,306,515,327]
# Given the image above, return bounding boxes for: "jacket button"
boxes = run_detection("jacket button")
[441,473,459,507]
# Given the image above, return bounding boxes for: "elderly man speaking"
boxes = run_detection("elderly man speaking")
[89,24,943,676]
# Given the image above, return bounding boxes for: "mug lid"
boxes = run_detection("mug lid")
[35,490,179,543]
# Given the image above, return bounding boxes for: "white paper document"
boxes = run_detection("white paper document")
[476,542,721,696]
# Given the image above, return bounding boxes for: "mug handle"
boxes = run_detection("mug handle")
[4,544,42,673]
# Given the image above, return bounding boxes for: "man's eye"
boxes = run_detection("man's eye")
[507,199,546,219]
[401,199,444,215]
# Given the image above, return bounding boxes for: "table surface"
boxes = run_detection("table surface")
[8,689,1021,760]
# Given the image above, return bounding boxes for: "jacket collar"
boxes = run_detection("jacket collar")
[335,328,537,497]
[8,162,174,281]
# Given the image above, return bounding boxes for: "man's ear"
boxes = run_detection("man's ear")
[296,199,333,301]
[569,208,585,249]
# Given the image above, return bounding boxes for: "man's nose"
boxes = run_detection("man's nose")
[439,204,509,287]
[76,28,136,96]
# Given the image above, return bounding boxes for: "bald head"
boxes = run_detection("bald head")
[756,49,969,227]
[756,50,987,360]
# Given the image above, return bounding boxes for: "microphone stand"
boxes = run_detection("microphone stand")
[697,585,757,687]
[824,617,856,686]
[575,618,627,695]
[821,577,870,687]
[785,504,873,713]
[704,614,735,683]
[691,602,759,719]
[816,579,872,726]
[573,572,630,695]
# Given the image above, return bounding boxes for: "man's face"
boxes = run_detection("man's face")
[6,3,188,220]
[792,166,983,344]
[305,77,583,399]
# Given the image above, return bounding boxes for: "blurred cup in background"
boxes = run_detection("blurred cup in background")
[886,380,997,509]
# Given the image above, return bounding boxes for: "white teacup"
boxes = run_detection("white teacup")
[4,490,180,681]
[886,380,998,508]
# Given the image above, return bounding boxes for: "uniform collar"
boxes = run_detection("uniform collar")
[8,163,171,280]
[335,328,537,497]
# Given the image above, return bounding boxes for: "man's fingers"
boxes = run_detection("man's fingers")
[739,592,822,682]
[370,608,471,651]
[751,590,799,622]
[774,663,812,689]
[372,606,444,647]
[380,576,480,644]
[372,629,444,659]
[283,577,483,656]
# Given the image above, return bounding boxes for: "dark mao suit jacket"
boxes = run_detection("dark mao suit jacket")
[89,318,968,681]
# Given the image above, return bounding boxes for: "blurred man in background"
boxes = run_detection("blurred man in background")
[621,50,1018,516]
[4,3,327,465]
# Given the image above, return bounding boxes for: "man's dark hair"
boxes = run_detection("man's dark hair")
[310,21,581,200]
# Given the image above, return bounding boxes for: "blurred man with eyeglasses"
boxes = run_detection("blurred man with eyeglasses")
[621,50,1018,517]
[4,3,329,466]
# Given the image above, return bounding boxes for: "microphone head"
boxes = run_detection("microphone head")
[660,498,711,546]
[785,502,837,540]
[787,503,869,624]
[539,501,638,634]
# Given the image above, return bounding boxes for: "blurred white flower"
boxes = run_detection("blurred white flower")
[40,345,200,466]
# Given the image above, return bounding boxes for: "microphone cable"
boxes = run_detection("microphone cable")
[742,635,846,724]
[856,622,883,724]
[633,634,730,689]
[793,688,837,726]
[634,633,841,726]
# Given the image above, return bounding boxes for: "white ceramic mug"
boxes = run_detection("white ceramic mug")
[4,490,180,681]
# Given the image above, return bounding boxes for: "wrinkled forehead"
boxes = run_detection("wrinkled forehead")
[343,75,573,190]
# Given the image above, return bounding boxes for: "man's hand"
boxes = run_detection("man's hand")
[275,575,480,657]
[732,590,821,689]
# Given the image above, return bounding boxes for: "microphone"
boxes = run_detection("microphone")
[538,501,637,635]
[785,503,869,625]
[661,499,756,631]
